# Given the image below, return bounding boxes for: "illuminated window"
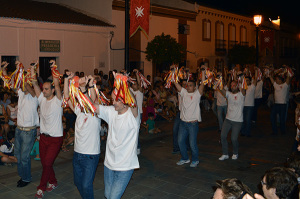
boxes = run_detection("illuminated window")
[202,19,211,41]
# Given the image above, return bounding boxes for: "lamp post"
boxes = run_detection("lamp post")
[253,15,262,67]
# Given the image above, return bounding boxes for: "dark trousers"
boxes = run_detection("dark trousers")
[271,104,286,134]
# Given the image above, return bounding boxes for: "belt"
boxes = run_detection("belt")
[42,133,52,137]
[185,120,198,123]
[17,126,36,131]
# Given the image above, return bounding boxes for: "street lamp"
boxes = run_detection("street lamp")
[254,15,262,67]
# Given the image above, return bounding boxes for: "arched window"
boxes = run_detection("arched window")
[240,26,248,46]
[197,58,209,68]
[228,23,237,49]
[202,19,211,41]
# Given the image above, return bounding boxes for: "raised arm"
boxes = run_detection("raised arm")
[25,83,36,97]
[64,72,74,112]
[198,69,205,95]
[252,67,258,86]
[31,65,42,98]
[133,69,143,92]
[130,89,139,118]
[286,73,291,85]
[87,75,96,102]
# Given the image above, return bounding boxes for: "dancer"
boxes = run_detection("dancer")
[31,61,63,199]
[173,66,205,168]
[1,61,39,187]
[64,73,101,199]
[95,73,140,199]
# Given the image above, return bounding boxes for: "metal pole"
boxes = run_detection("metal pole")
[256,26,259,67]
[125,0,129,71]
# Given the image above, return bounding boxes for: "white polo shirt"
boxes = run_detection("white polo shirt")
[179,88,202,122]
[74,106,101,155]
[226,91,245,122]
[273,82,289,104]
[17,89,39,127]
[98,105,140,171]
[38,93,63,137]
[244,84,256,107]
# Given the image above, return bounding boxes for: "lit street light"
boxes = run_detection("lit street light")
[254,15,262,67]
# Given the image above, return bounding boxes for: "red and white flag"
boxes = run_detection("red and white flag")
[130,0,150,38]
[260,30,274,51]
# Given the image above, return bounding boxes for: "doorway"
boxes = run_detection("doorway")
[39,57,56,82]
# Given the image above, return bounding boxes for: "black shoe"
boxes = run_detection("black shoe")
[17,180,30,187]
[17,178,22,185]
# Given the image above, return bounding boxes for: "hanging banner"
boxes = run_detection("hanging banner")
[260,30,274,51]
[130,0,150,38]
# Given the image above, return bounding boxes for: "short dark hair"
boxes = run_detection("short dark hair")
[148,112,154,117]
[44,80,55,89]
[264,167,299,199]
[215,178,254,199]
[7,130,15,141]
[286,154,300,176]
[10,96,18,104]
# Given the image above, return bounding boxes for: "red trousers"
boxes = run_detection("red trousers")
[37,134,63,191]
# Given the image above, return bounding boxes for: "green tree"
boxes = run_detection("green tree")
[228,45,256,66]
[145,33,185,71]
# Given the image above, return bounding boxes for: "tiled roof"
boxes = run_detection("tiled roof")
[0,0,114,27]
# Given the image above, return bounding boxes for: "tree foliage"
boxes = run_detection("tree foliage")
[145,33,185,66]
[228,45,256,65]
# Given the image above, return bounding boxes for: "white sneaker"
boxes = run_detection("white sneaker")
[218,155,229,161]
[232,154,238,160]
[137,149,140,155]
[176,159,190,165]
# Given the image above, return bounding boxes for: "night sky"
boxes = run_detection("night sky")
[188,0,299,29]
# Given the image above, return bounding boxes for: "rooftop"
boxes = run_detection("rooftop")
[0,0,114,27]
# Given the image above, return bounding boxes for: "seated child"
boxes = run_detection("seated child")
[62,122,74,152]
[30,128,40,160]
[145,113,161,134]
[0,130,17,165]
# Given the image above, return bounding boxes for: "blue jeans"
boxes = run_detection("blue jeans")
[271,104,286,134]
[241,106,254,136]
[252,98,262,122]
[217,106,227,131]
[221,119,242,155]
[14,127,36,182]
[104,166,134,199]
[73,152,100,199]
[178,121,199,162]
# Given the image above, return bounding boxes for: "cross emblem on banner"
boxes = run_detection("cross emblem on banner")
[135,6,144,18]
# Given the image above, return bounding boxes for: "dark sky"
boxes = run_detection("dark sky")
[189,0,299,28]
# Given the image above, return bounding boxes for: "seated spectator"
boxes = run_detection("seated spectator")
[286,154,300,183]
[100,121,108,152]
[30,128,40,161]
[61,123,74,152]
[144,113,161,134]
[212,178,254,199]
[6,96,18,126]
[0,130,17,165]
[260,167,299,199]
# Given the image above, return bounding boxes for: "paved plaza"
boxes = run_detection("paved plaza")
[0,106,296,198]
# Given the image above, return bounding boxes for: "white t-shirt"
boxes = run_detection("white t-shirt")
[98,105,140,171]
[244,84,256,107]
[226,91,245,122]
[17,89,39,127]
[130,88,143,114]
[38,93,63,137]
[216,86,228,106]
[273,82,289,104]
[255,81,263,99]
[74,106,101,155]
[179,88,202,122]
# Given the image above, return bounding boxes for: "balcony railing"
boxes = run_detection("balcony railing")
[228,40,238,49]
[215,39,227,55]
